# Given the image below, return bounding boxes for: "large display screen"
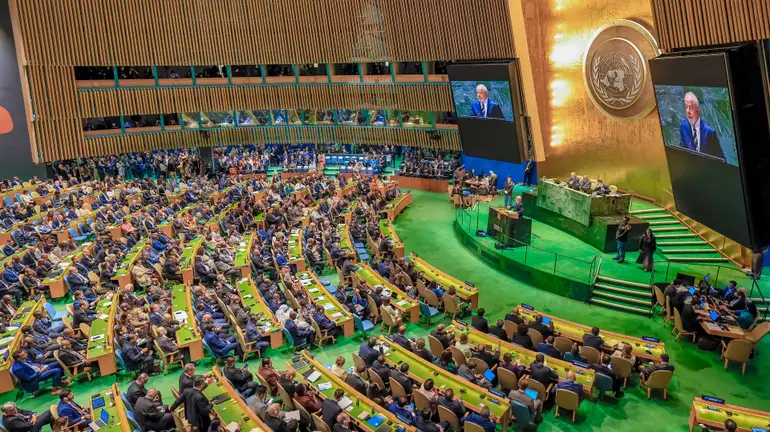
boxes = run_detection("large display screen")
[654,85,738,166]
[451,80,514,121]
[447,62,525,164]
[650,52,752,246]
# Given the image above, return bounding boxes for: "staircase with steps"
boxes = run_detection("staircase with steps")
[630,206,728,264]
[590,275,654,316]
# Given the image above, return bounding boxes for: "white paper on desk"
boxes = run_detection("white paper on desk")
[225,422,239,432]
[299,273,310,280]
[174,311,188,321]
[248,429,261,432]
[331,312,342,319]
[373,344,390,354]
[318,382,332,391]
[308,288,319,293]
[317,296,325,301]
[0,336,17,345]
[396,300,408,307]
[338,396,353,410]
[5,326,18,333]
[97,314,109,320]
[704,322,720,331]
[90,334,105,341]
[239,242,246,247]
[103,301,112,307]
[284,410,301,422]
[307,371,322,382]
[323,303,334,311]
[301,280,311,286]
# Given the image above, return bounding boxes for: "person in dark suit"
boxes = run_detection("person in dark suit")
[582,326,604,350]
[508,379,542,420]
[344,365,369,394]
[413,338,435,363]
[126,374,150,407]
[1,401,53,432]
[204,327,243,358]
[679,92,724,160]
[528,315,553,339]
[321,389,344,428]
[637,228,657,272]
[504,307,524,325]
[536,336,562,359]
[57,339,92,370]
[72,302,94,327]
[470,84,504,119]
[370,355,391,384]
[223,357,259,398]
[550,371,584,400]
[512,323,533,349]
[438,388,466,420]
[460,406,497,432]
[639,353,675,379]
[529,353,557,388]
[590,355,624,398]
[170,375,213,431]
[332,413,353,432]
[135,389,174,431]
[358,337,380,366]
[122,334,155,374]
[430,325,453,349]
[392,326,413,352]
[162,255,183,282]
[390,364,414,395]
[415,409,442,432]
[471,308,489,333]
[489,319,509,342]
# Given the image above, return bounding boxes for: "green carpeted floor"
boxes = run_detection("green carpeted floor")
[10,189,769,432]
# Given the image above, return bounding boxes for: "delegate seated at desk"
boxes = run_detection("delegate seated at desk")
[579,177,592,193]
[566,172,579,189]
[593,180,611,196]
[513,196,524,217]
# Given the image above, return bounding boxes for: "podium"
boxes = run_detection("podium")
[487,207,532,247]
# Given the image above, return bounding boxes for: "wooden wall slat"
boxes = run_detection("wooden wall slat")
[652,0,770,50]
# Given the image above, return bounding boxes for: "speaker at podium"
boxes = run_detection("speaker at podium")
[487,206,532,247]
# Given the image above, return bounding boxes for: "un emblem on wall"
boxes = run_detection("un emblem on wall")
[583,19,660,121]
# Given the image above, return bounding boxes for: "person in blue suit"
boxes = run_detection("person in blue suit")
[245,315,271,355]
[284,311,315,346]
[470,84,504,119]
[204,328,243,358]
[387,397,415,424]
[358,337,380,366]
[11,351,66,393]
[57,390,90,425]
[551,370,584,400]
[679,92,724,161]
[460,406,497,432]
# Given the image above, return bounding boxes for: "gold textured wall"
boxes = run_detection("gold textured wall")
[525,0,672,203]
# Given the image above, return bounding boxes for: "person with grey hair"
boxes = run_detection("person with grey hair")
[471,84,504,119]
[1,401,53,432]
[678,91,724,160]
[264,402,298,432]
[134,388,174,431]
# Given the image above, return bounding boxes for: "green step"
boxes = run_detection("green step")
[593,290,653,306]
[594,283,652,299]
[590,298,652,315]
[655,233,698,239]
[657,240,707,246]
[667,256,729,262]
[751,297,769,305]
[630,208,666,215]
[648,220,684,227]
[596,275,650,289]
[651,226,691,233]
[660,248,717,254]
[638,214,677,220]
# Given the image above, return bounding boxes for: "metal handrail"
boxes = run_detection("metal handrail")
[749,279,768,322]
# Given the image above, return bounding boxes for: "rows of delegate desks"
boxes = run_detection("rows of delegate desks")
[180,235,204,285]
[86,293,119,376]
[293,271,354,337]
[288,228,305,272]
[449,321,596,393]
[42,241,94,298]
[205,366,271,431]
[407,252,479,310]
[373,219,404,259]
[381,191,412,222]
[235,277,283,348]
[289,351,415,432]
[112,240,147,290]
[353,262,419,323]
[171,284,205,360]
[0,298,44,393]
[690,397,770,432]
[89,383,132,432]
[235,231,256,278]
[378,335,513,431]
[517,304,666,363]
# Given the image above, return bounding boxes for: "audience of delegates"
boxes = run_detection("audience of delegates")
[52,149,203,182]
[398,148,459,179]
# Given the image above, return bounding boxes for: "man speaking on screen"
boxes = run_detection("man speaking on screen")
[470,84,504,119]
[678,92,724,160]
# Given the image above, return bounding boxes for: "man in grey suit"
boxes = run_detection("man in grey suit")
[344,365,368,394]
[508,379,542,420]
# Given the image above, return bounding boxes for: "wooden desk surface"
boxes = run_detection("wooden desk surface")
[690,397,770,432]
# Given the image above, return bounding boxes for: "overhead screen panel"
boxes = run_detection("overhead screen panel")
[650,51,757,247]
[447,62,526,163]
